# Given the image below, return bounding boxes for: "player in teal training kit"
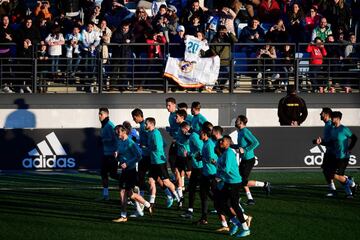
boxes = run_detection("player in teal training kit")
[145,117,181,208]
[191,101,207,134]
[233,115,270,205]
[98,108,119,200]
[180,121,204,219]
[166,98,179,177]
[317,111,358,198]
[217,136,251,238]
[112,125,152,223]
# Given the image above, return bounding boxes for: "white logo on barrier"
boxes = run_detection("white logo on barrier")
[304,145,357,166]
[22,132,76,168]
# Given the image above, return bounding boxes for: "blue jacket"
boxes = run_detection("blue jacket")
[148,128,167,164]
[139,121,149,156]
[217,148,242,184]
[117,137,142,170]
[191,113,207,134]
[201,139,217,176]
[234,128,259,160]
[189,132,203,169]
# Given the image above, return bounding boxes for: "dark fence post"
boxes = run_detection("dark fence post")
[98,55,103,93]
[294,58,299,92]
[33,58,37,93]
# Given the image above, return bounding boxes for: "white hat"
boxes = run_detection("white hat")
[168,5,177,13]
[177,25,185,32]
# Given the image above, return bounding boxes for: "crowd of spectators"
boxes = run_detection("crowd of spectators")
[0,0,359,93]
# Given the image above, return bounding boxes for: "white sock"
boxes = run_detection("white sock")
[243,213,248,220]
[172,191,181,202]
[149,195,156,204]
[181,176,185,189]
[246,191,253,200]
[103,187,109,197]
[221,220,228,228]
[135,201,142,213]
[121,211,127,218]
[329,182,336,191]
[144,201,150,208]
[255,181,265,187]
[242,222,249,230]
[164,188,172,199]
[177,187,183,198]
[188,208,193,212]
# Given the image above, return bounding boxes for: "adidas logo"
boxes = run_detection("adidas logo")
[22,132,76,169]
[304,145,357,166]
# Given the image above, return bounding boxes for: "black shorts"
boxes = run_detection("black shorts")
[138,155,151,174]
[335,158,349,176]
[321,153,337,173]
[119,168,137,190]
[100,155,118,179]
[168,142,177,169]
[175,156,192,172]
[150,163,170,180]
[239,158,255,184]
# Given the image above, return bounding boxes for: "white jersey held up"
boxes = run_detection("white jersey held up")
[184,35,209,63]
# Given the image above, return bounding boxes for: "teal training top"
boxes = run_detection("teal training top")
[201,139,218,176]
[100,120,118,156]
[117,137,142,170]
[236,127,259,160]
[189,132,204,169]
[323,120,334,156]
[139,121,149,156]
[166,112,179,138]
[186,114,193,125]
[191,113,207,134]
[331,125,353,159]
[175,128,190,157]
[148,128,167,164]
[217,148,242,184]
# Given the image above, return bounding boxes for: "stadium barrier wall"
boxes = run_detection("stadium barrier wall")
[0,127,359,171]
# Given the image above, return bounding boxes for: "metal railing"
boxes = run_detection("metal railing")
[0,42,359,93]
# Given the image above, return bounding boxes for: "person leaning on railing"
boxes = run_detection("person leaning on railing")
[306,37,327,93]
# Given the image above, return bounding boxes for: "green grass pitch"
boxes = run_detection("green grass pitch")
[0,171,359,240]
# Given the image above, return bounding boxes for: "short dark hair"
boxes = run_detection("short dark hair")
[321,107,332,115]
[201,127,212,137]
[212,126,223,135]
[180,121,190,129]
[123,121,132,131]
[99,107,109,114]
[159,4,167,10]
[145,117,156,126]
[202,121,213,130]
[331,111,342,120]
[166,97,176,104]
[191,101,201,109]
[131,108,143,117]
[115,124,129,135]
[222,135,232,142]
[176,109,188,119]
[237,115,248,125]
[177,102,188,109]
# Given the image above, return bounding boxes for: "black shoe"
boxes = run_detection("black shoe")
[246,199,255,205]
[180,210,193,219]
[263,182,271,196]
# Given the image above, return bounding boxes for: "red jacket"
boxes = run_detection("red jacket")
[306,44,327,65]
[259,0,281,23]
[146,35,166,59]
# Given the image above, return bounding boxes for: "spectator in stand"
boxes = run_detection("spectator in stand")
[186,14,204,37]
[99,19,112,81]
[81,22,101,84]
[258,0,281,25]
[323,0,350,33]
[211,25,237,91]
[206,8,220,42]
[154,15,170,42]
[181,0,206,28]
[169,25,186,57]
[151,0,167,16]
[104,1,132,30]
[219,6,237,37]
[34,1,52,21]
[65,25,82,77]
[132,6,153,57]
[266,18,289,43]
[151,4,167,29]
[255,43,279,88]
[0,15,15,93]
[306,37,327,93]
[344,33,359,93]
[90,3,102,25]
[312,17,332,42]
[239,17,265,44]
[304,6,321,42]
[111,21,134,91]
[45,26,65,78]
[38,18,50,40]
[166,5,179,37]
[17,17,41,93]
[37,41,49,93]
[325,34,344,92]
[286,3,305,43]
[278,44,294,89]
